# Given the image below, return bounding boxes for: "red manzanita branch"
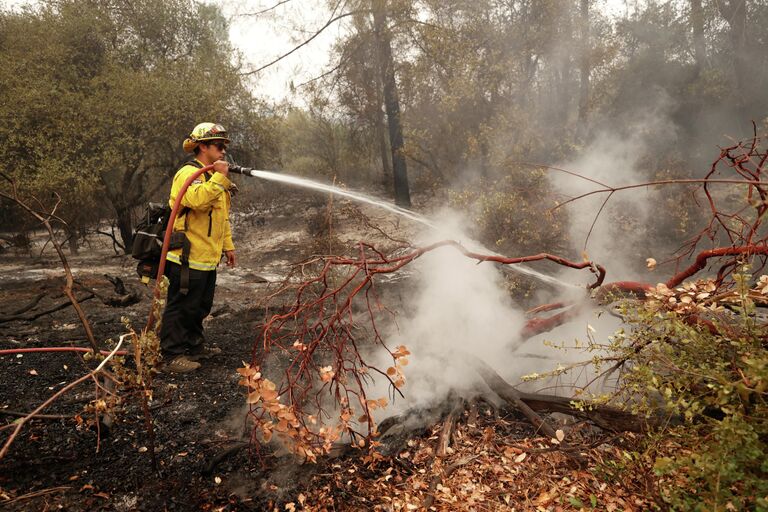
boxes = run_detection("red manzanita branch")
[246,241,608,456]
[666,245,768,288]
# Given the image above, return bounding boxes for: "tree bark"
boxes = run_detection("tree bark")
[690,0,706,73]
[377,104,392,186]
[717,0,748,104]
[372,0,411,208]
[577,0,590,125]
[115,205,134,254]
[66,225,79,256]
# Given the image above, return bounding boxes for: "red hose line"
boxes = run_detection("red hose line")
[0,347,128,356]
[146,164,215,331]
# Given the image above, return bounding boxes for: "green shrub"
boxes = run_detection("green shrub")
[613,271,768,510]
[448,165,569,257]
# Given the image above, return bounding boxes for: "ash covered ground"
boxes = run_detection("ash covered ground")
[0,191,651,511]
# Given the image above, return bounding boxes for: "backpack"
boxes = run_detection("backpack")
[132,202,187,283]
[132,159,205,285]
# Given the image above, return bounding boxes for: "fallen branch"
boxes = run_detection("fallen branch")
[0,293,95,324]
[469,356,587,465]
[2,486,72,504]
[437,400,464,457]
[0,292,46,318]
[74,278,142,307]
[514,391,657,433]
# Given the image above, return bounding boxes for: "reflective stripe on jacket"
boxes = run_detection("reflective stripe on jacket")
[166,159,234,271]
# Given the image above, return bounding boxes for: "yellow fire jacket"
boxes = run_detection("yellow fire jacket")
[166,159,234,271]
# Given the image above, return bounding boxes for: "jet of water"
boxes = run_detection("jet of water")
[230,166,577,288]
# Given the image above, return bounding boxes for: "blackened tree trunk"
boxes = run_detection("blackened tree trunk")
[115,206,134,254]
[717,0,748,104]
[690,0,706,73]
[577,0,590,125]
[372,0,411,208]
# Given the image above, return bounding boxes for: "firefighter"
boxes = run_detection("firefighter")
[160,122,236,373]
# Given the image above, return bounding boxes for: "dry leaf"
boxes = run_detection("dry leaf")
[320,366,335,383]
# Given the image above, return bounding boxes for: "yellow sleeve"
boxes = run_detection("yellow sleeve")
[170,166,232,211]
[223,217,235,252]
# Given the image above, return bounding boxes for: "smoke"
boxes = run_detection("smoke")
[366,211,620,417]
[552,91,678,281]
[377,213,525,408]
[365,100,683,413]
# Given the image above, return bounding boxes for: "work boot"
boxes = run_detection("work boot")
[187,345,222,362]
[164,355,201,373]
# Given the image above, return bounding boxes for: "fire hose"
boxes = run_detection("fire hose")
[0,164,257,357]
[145,163,255,330]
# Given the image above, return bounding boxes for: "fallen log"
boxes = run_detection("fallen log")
[469,356,587,464]
[471,357,659,433]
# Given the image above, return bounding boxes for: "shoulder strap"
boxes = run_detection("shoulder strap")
[177,158,203,172]
[174,159,211,222]
[179,159,210,182]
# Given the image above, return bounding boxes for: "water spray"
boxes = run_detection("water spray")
[228,165,577,288]
[228,165,435,227]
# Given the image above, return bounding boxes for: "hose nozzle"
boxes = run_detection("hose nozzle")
[228,164,253,175]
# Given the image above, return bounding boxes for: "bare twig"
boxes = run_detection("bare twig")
[239,0,293,17]
[3,486,72,504]
[241,10,363,76]
[0,334,127,460]
[0,173,99,351]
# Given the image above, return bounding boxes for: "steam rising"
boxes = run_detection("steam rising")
[371,212,620,415]
[553,98,678,281]
[380,212,526,407]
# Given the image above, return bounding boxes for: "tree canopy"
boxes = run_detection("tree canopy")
[0,0,274,251]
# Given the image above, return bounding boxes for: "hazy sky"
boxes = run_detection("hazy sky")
[219,0,632,102]
[2,0,634,101]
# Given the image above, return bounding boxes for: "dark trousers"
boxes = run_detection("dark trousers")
[160,262,217,356]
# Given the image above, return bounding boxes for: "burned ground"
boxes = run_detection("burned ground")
[0,196,654,511]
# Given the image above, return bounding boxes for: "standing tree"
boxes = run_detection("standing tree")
[372,0,411,207]
[0,0,267,252]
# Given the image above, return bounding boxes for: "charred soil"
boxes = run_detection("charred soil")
[1,195,654,511]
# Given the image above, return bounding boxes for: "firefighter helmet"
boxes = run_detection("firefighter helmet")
[183,122,230,153]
